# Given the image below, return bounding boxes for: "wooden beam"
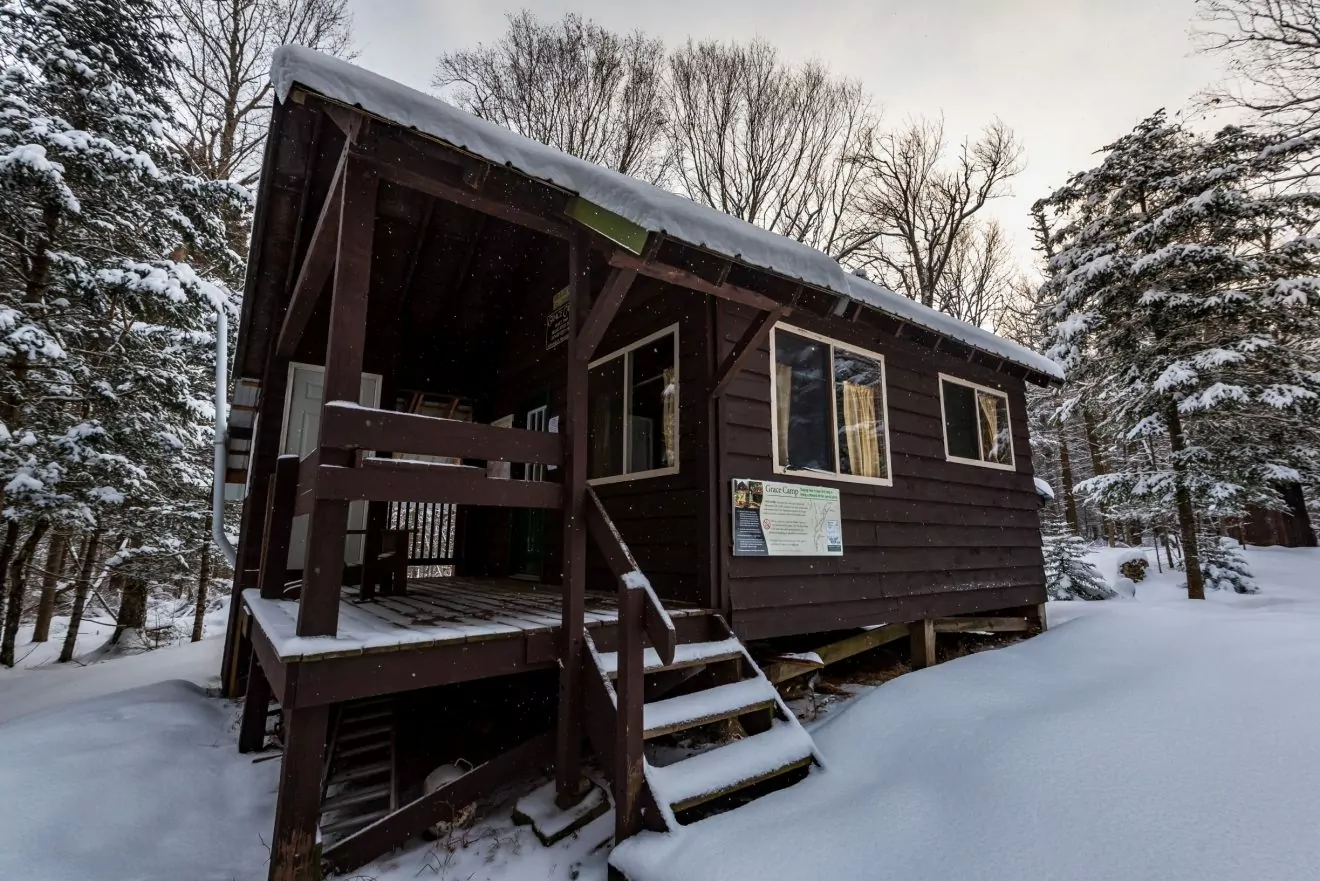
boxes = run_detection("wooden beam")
[932,616,1032,634]
[352,131,572,241]
[909,618,936,669]
[322,730,555,875]
[316,461,563,508]
[319,402,562,465]
[297,156,378,639]
[257,455,299,599]
[275,142,349,359]
[614,584,645,843]
[710,305,789,399]
[267,704,330,881]
[556,228,591,805]
[238,648,272,753]
[761,622,910,684]
[574,266,637,363]
[607,250,785,312]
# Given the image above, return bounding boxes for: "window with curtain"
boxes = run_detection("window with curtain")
[771,327,891,483]
[587,326,679,482]
[940,375,1015,468]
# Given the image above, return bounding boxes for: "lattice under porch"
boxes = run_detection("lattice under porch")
[244,576,702,663]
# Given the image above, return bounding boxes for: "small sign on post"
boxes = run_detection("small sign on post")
[546,286,570,350]
[731,478,843,556]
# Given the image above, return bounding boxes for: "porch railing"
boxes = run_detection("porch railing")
[584,485,675,841]
[255,402,564,605]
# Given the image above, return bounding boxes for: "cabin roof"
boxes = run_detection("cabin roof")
[268,45,1063,383]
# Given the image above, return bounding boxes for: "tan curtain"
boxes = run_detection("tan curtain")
[662,367,677,467]
[977,392,1009,463]
[775,363,793,466]
[841,381,883,478]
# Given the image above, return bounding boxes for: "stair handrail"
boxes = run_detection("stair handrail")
[583,487,675,663]
[584,485,674,841]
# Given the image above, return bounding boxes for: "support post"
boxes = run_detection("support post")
[555,229,591,806]
[268,704,330,881]
[259,455,299,600]
[909,618,936,669]
[614,585,645,842]
[239,649,273,753]
[297,157,378,638]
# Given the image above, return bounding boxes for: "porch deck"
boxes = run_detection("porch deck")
[244,576,702,663]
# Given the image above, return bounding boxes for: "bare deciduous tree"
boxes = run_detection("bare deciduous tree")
[1197,0,1320,137]
[933,219,1017,329]
[853,117,1023,312]
[665,39,876,260]
[167,0,354,185]
[434,11,669,184]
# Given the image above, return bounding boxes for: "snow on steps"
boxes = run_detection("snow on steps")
[648,722,816,813]
[596,638,744,677]
[643,677,779,738]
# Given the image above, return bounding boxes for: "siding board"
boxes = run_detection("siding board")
[716,301,1046,639]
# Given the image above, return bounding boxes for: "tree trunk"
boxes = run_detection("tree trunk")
[111,578,148,646]
[1165,403,1204,600]
[2,519,50,666]
[0,520,19,630]
[1082,407,1115,545]
[192,542,211,642]
[31,532,68,642]
[1057,427,1080,533]
[59,529,102,663]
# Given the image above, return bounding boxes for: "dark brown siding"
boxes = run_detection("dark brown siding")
[479,274,713,608]
[715,300,1046,640]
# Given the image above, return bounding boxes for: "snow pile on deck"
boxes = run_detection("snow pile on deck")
[268,46,1061,381]
[613,546,1320,881]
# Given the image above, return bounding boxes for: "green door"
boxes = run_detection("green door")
[509,402,549,579]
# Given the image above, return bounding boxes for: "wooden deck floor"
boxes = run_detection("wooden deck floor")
[244,576,698,663]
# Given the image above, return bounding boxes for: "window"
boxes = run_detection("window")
[587,325,679,483]
[770,325,892,485]
[939,375,1015,469]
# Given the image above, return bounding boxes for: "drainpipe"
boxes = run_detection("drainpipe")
[212,305,237,568]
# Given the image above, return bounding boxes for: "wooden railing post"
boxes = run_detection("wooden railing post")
[614,584,645,842]
[258,455,299,600]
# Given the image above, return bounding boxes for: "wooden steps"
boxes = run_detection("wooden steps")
[595,638,745,677]
[650,722,816,812]
[586,613,821,836]
[642,676,779,739]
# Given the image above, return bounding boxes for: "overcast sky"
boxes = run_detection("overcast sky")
[343,0,1227,271]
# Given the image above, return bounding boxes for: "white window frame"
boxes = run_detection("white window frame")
[586,323,680,486]
[938,373,1016,471]
[768,323,894,487]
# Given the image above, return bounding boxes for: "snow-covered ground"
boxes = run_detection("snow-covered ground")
[0,546,1316,881]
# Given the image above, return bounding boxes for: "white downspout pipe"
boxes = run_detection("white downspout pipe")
[212,305,237,568]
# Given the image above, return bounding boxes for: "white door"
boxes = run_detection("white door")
[281,363,382,568]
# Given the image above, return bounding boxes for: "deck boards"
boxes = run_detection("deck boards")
[244,576,698,662]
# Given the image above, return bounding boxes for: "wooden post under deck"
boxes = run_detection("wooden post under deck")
[238,648,272,753]
[269,704,330,881]
[909,618,937,669]
[555,229,591,805]
[296,156,378,638]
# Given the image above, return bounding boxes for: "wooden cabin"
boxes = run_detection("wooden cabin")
[221,47,1063,881]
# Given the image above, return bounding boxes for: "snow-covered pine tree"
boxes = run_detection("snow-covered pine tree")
[1196,534,1257,593]
[1041,514,1115,601]
[0,0,244,661]
[1036,111,1320,600]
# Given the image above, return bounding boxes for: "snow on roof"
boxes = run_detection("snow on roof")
[269,46,1063,382]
